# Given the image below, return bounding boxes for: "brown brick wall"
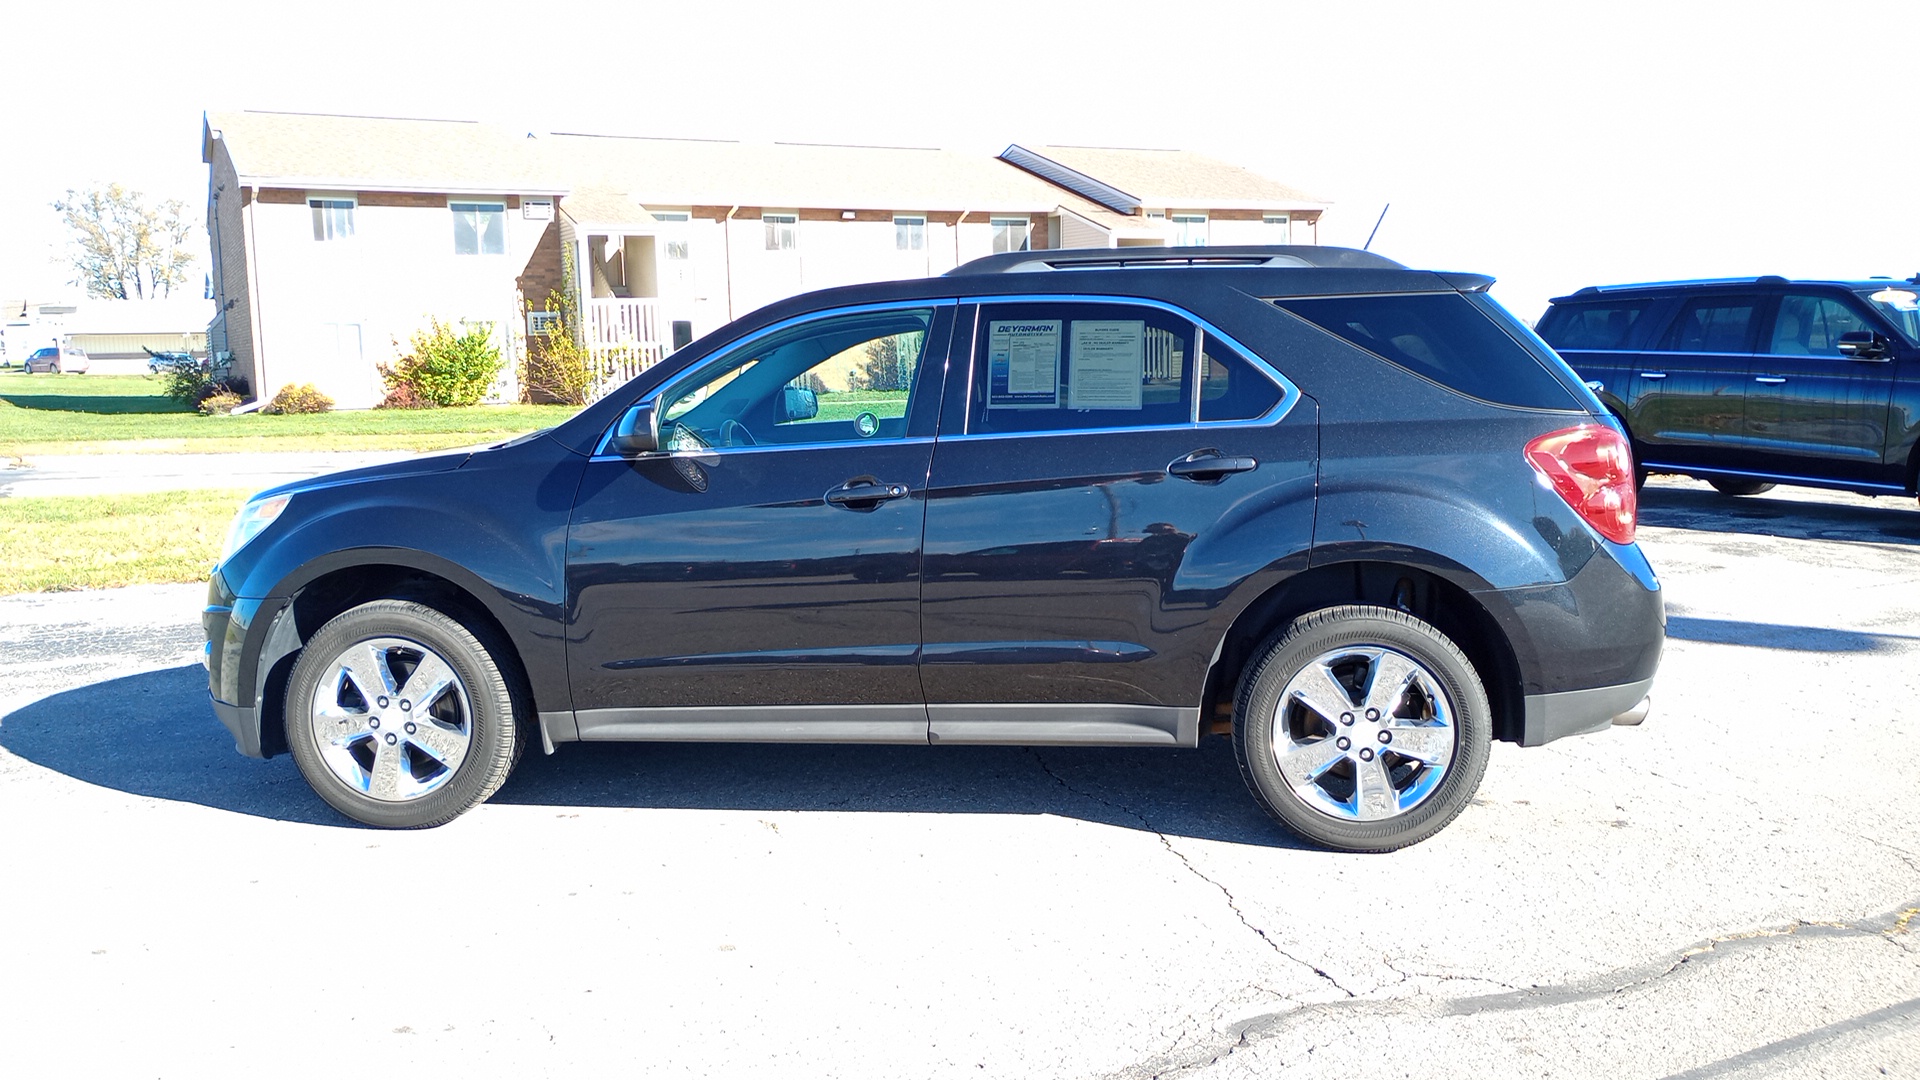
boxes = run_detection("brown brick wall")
[516,220,565,307]
[208,149,255,391]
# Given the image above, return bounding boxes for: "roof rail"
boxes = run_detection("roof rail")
[947,245,1406,276]
[1568,275,1795,297]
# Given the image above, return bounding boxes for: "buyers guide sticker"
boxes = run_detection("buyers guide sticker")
[1067,320,1146,410]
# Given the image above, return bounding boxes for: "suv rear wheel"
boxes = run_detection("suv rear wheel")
[1233,606,1491,852]
[285,600,522,828]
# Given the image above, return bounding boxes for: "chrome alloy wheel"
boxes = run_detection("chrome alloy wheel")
[307,636,473,802]
[1270,645,1457,821]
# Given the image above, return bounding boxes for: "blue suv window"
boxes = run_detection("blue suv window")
[1537,301,1652,351]
[1658,297,1758,353]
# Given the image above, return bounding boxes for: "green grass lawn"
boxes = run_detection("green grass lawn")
[0,373,580,456]
[0,488,252,593]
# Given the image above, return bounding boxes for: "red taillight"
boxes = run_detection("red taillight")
[1525,424,1637,545]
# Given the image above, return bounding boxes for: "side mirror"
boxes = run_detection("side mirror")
[1837,331,1890,360]
[779,384,819,423]
[608,402,659,455]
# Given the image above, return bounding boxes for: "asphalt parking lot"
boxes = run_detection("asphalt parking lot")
[1,476,1915,1079]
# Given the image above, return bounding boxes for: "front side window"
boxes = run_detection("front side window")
[1862,286,1920,345]
[1658,296,1757,353]
[1771,294,1872,356]
[895,215,926,251]
[990,217,1030,254]
[310,198,355,241]
[764,213,798,251]
[451,202,506,255]
[659,307,934,450]
[1171,213,1209,247]
[969,302,1196,435]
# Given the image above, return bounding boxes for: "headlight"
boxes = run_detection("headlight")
[220,494,290,564]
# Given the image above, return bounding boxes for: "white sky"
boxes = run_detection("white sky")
[3,0,1916,323]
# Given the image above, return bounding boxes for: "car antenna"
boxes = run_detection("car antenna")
[1363,203,1391,252]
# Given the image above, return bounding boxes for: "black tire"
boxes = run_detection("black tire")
[1708,479,1775,496]
[1233,605,1491,852]
[285,600,523,828]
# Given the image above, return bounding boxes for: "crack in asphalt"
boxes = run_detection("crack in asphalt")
[1026,749,1356,1000]
[1099,896,1920,1080]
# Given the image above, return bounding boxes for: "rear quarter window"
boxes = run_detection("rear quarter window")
[1274,292,1581,410]
[1537,301,1651,350]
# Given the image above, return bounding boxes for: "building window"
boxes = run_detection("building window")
[527,311,562,337]
[651,210,692,261]
[452,202,506,255]
[764,213,798,251]
[310,197,355,241]
[1171,213,1209,247]
[990,217,1030,254]
[895,215,926,252]
[1263,213,1291,243]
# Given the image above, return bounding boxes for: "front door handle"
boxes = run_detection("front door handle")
[1638,372,1669,380]
[1168,449,1258,482]
[825,477,910,508]
[1754,376,1787,385]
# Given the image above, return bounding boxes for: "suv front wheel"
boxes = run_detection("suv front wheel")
[1234,606,1491,852]
[285,600,523,828]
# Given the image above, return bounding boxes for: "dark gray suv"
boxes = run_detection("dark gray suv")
[205,246,1664,851]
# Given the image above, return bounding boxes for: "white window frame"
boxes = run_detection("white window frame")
[451,200,508,256]
[527,311,562,337]
[990,216,1030,254]
[651,209,693,261]
[1170,212,1209,247]
[894,214,927,252]
[763,212,799,252]
[308,194,357,242]
[1263,213,1292,243]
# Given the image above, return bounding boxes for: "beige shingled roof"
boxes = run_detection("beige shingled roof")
[542,133,1073,213]
[1028,145,1328,211]
[203,111,567,195]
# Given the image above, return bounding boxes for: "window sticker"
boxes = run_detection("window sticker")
[1067,320,1146,410]
[987,320,1062,408]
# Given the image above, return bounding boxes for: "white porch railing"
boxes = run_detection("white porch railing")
[583,298,669,393]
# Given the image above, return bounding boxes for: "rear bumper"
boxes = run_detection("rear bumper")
[1475,536,1665,746]
[1522,678,1653,746]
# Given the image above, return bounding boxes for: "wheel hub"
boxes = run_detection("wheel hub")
[1270,645,1458,822]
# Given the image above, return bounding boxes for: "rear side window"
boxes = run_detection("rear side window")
[970,302,1192,434]
[1274,292,1578,410]
[1658,297,1758,352]
[1538,301,1650,350]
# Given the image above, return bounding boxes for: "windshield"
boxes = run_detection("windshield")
[1861,286,1920,345]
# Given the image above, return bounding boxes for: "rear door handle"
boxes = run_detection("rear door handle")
[1168,449,1258,482]
[1754,376,1787,385]
[1638,372,1669,380]
[825,477,910,508]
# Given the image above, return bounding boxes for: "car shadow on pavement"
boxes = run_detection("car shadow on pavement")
[0,663,1304,848]
[1665,615,1920,653]
[1638,484,1920,546]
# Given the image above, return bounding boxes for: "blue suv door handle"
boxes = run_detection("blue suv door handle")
[1638,371,1669,380]
[1168,449,1258,482]
[1754,376,1787,385]
[825,478,910,508]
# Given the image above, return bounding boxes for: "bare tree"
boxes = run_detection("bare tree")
[53,184,197,300]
